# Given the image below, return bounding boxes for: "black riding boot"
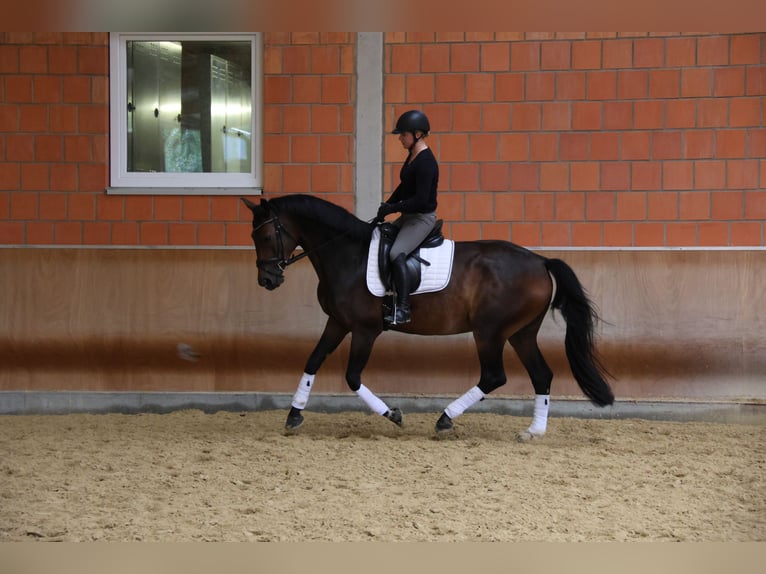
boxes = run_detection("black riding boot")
[385,253,411,324]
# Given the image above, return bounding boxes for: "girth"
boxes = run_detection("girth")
[377,220,445,293]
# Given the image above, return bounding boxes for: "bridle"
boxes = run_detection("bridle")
[252,215,309,273]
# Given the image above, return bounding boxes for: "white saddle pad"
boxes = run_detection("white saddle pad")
[366,227,455,297]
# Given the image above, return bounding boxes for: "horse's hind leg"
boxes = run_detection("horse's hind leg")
[285,317,349,430]
[509,314,554,440]
[436,331,507,433]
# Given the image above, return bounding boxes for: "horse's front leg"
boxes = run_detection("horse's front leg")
[347,328,402,427]
[285,317,349,430]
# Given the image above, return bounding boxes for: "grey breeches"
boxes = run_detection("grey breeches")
[389,212,437,261]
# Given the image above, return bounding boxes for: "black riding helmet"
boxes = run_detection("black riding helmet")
[392,110,430,136]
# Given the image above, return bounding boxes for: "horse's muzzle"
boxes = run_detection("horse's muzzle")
[258,272,284,290]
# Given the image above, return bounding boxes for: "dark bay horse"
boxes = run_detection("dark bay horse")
[242,194,613,439]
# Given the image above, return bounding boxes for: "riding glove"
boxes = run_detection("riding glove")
[377,202,396,221]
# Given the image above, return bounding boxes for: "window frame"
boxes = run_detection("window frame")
[107,32,263,195]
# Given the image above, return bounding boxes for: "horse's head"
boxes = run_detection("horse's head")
[241,197,300,291]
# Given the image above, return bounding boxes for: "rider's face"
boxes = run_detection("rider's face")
[399,131,419,149]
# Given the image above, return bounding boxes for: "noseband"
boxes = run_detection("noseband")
[253,215,309,273]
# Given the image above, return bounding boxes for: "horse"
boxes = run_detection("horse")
[241,194,614,439]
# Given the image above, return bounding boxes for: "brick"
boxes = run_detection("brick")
[529,133,558,161]
[601,162,630,190]
[282,164,311,193]
[541,102,571,130]
[10,191,38,219]
[19,105,47,132]
[730,222,762,245]
[311,46,340,74]
[0,164,20,190]
[112,222,139,245]
[54,222,83,245]
[572,40,601,70]
[5,76,33,102]
[499,133,529,161]
[77,46,107,75]
[663,162,694,190]
[291,134,319,163]
[97,195,123,221]
[698,99,728,128]
[450,164,479,191]
[697,36,729,66]
[62,76,91,103]
[469,134,499,161]
[711,190,743,219]
[602,39,632,69]
[730,34,761,65]
[21,164,49,191]
[511,103,540,131]
[438,134,469,161]
[679,191,711,219]
[263,46,282,74]
[541,164,569,192]
[695,160,727,190]
[282,46,312,74]
[479,163,508,191]
[19,46,47,73]
[622,132,651,160]
[665,37,696,67]
[684,130,714,159]
[745,66,766,96]
[750,129,766,157]
[525,72,555,100]
[603,222,633,246]
[422,44,450,73]
[481,43,510,72]
[0,104,18,131]
[555,191,584,219]
[125,196,153,220]
[634,222,665,246]
[541,42,570,70]
[0,221,23,243]
[292,77,321,103]
[154,196,182,220]
[744,190,766,219]
[6,134,34,161]
[509,164,539,191]
[590,132,620,160]
[666,222,697,246]
[586,71,617,100]
[585,191,615,220]
[495,73,523,101]
[495,193,523,219]
[407,74,435,102]
[282,107,311,132]
[541,222,571,246]
[482,222,512,241]
[510,42,540,71]
[633,100,665,130]
[570,163,600,191]
[729,98,761,127]
[510,222,540,246]
[665,100,696,129]
[68,193,95,220]
[556,72,586,100]
[652,132,683,160]
[697,222,730,246]
[681,69,712,98]
[465,192,494,220]
[264,77,291,103]
[0,45,19,73]
[617,70,647,99]
[572,222,601,246]
[311,105,339,133]
[602,101,633,130]
[78,105,108,133]
[321,76,350,104]
[64,135,91,162]
[33,76,61,103]
[140,222,168,245]
[465,74,493,102]
[435,74,464,102]
[632,162,662,190]
[714,67,745,97]
[715,129,747,158]
[168,223,196,246]
[559,133,589,161]
[633,38,664,68]
[78,164,106,192]
[391,44,420,74]
[451,43,480,72]
[649,69,680,98]
[726,159,759,189]
[26,222,54,244]
[572,102,602,130]
[481,103,512,132]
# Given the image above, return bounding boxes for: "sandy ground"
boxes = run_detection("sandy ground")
[0,409,763,542]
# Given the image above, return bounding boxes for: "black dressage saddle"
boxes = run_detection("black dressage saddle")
[376,220,445,294]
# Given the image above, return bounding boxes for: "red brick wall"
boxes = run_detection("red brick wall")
[1,32,764,248]
[384,32,766,246]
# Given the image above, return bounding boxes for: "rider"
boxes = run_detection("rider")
[376,109,439,325]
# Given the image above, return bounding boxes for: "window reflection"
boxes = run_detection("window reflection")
[126,40,252,174]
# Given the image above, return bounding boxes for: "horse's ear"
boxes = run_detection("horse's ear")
[240,197,260,212]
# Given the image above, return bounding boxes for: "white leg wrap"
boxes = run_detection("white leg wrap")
[527,394,550,435]
[355,384,390,416]
[444,386,485,420]
[291,372,315,410]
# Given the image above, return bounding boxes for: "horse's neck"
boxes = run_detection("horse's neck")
[300,227,367,282]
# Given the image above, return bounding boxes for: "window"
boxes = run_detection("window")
[108,33,263,194]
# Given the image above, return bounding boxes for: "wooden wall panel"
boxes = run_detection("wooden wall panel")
[1,248,764,402]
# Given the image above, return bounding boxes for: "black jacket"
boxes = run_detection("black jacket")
[386,147,438,214]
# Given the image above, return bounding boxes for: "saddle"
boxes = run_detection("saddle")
[377,220,445,294]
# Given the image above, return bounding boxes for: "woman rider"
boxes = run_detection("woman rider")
[376,109,439,325]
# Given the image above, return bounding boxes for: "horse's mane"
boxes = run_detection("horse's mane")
[270,194,373,242]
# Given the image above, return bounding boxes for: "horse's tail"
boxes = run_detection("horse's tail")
[544,258,614,406]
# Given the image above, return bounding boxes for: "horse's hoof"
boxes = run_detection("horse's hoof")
[285,413,304,432]
[386,408,403,427]
[516,430,544,442]
[435,412,453,432]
